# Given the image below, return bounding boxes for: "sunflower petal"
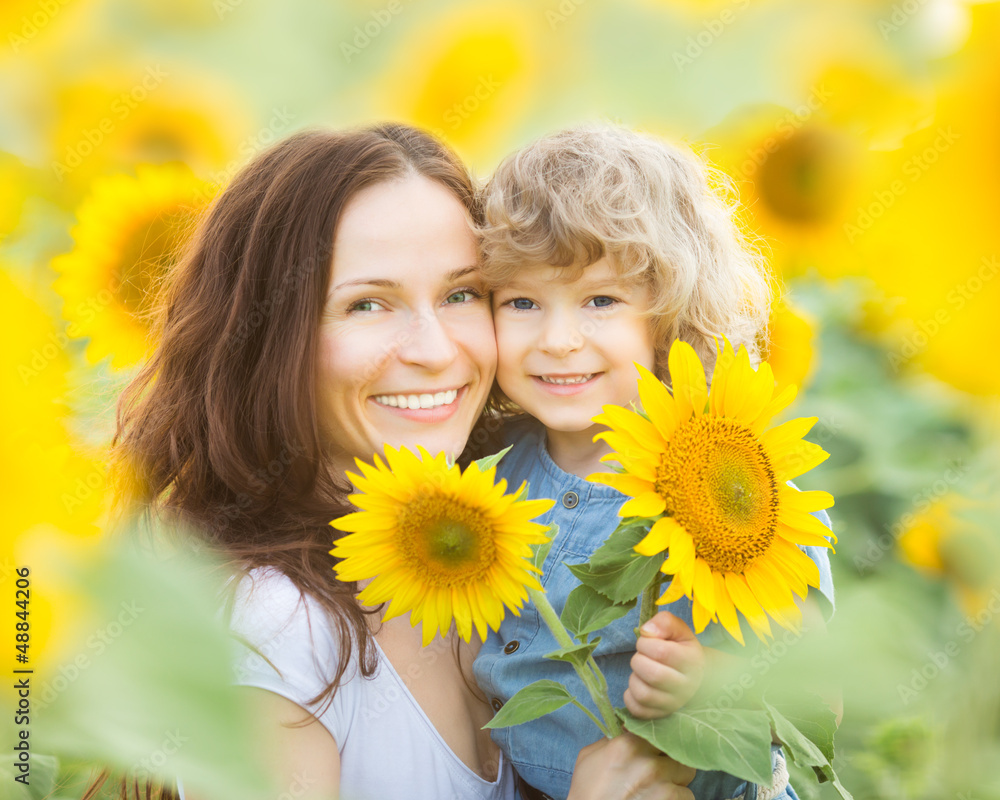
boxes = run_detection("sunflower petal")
[708,343,736,418]
[713,572,745,646]
[635,516,681,556]
[693,557,716,617]
[620,491,667,519]
[749,383,798,434]
[692,596,714,633]
[778,485,834,513]
[635,362,679,439]
[588,471,656,498]
[668,340,708,421]
[661,527,695,575]
[725,573,773,641]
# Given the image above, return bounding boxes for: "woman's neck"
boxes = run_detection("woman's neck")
[544,423,613,479]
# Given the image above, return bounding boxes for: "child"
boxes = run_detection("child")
[472,125,836,800]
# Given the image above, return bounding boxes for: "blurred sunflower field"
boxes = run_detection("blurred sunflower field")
[2,0,999,797]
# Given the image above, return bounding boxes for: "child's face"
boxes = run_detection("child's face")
[492,258,656,435]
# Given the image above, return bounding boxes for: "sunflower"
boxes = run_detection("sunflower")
[589,340,834,644]
[898,492,1000,619]
[371,2,544,168]
[765,297,817,393]
[52,163,214,369]
[331,446,553,646]
[44,72,250,198]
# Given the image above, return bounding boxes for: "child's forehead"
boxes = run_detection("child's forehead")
[499,257,632,287]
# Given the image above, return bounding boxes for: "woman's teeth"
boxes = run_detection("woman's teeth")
[538,374,594,385]
[373,389,459,409]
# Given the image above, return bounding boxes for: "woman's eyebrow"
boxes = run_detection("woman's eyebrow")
[331,278,400,292]
[330,266,480,293]
[446,265,480,281]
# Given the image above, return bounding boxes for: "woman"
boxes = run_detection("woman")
[114,124,695,800]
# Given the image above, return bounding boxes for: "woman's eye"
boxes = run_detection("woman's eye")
[509,298,537,310]
[349,299,385,313]
[589,295,618,308]
[446,289,482,304]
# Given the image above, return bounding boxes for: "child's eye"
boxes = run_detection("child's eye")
[506,298,538,311]
[445,288,484,304]
[588,295,619,308]
[348,298,386,313]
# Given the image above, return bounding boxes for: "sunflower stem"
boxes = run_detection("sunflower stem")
[569,698,614,739]
[639,571,665,628]
[527,587,622,738]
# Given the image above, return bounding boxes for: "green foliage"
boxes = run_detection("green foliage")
[21,540,270,800]
[620,706,774,785]
[482,681,575,729]
[473,446,512,473]
[544,639,601,670]
[565,521,664,604]
[560,584,636,640]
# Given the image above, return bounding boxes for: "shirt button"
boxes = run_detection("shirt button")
[503,640,520,654]
[491,697,504,712]
[562,491,579,509]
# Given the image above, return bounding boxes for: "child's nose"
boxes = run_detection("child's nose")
[538,310,585,357]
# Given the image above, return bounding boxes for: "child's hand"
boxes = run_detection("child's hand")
[624,611,705,719]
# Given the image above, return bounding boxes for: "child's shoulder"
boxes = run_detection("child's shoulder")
[500,413,545,448]
[492,414,547,482]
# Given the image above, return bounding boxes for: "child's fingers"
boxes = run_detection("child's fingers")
[630,650,688,692]
[624,675,683,717]
[635,635,704,677]
[638,611,698,643]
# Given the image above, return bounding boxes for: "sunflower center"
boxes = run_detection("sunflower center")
[398,495,497,587]
[756,128,850,225]
[654,416,778,573]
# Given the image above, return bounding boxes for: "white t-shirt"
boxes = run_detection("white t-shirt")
[229,568,519,800]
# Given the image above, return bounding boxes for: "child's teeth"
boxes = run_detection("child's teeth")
[541,374,593,385]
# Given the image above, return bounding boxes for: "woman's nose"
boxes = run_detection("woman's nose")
[395,310,460,371]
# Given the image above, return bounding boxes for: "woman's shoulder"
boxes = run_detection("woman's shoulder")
[229,567,355,692]
[230,567,315,640]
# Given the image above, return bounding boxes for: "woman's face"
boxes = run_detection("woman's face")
[317,174,496,474]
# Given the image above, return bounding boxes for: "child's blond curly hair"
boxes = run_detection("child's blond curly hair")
[477,123,771,380]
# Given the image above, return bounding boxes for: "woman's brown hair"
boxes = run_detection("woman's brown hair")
[113,124,482,711]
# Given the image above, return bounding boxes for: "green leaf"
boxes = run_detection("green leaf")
[815,765,854,800]
[531,527,556,572]
[482,680,574,729]
[566,544,662,605]
[31,540,270,800]
[763,699,853,799]
[590,519,661,566]
[544,639,600,670]
[473,446,511,473]
[765,693,838,765]
[764,701,828,769]
[620,706,774,785]
[560,584,636,639]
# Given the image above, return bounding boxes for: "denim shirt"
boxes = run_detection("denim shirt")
[473,417,836,800]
